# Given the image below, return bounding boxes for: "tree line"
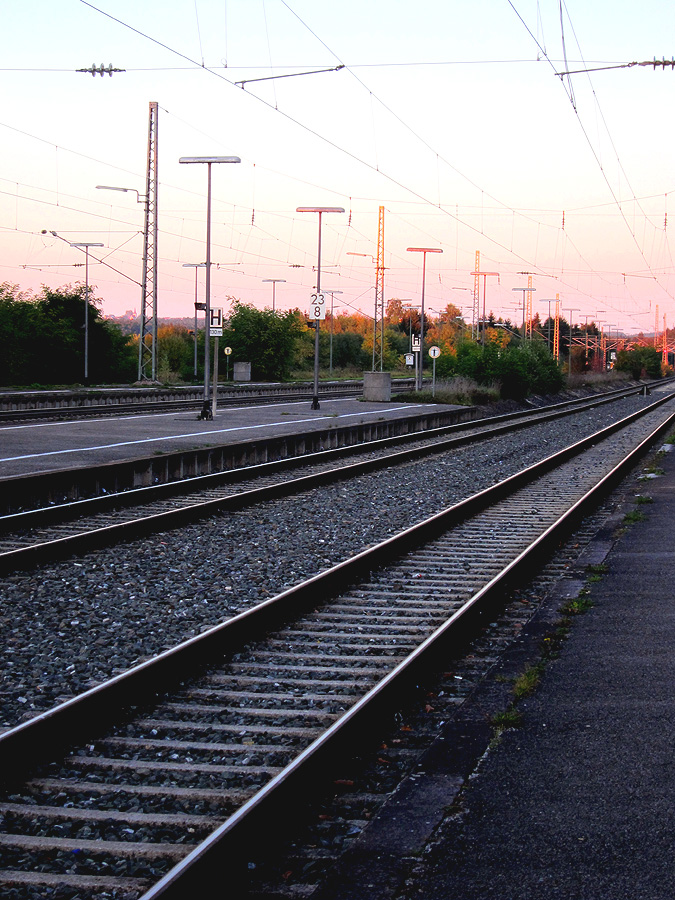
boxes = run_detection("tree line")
[0,282,667,394]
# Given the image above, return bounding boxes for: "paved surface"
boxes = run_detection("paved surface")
[0,397,440,478]
[313,439,675,899]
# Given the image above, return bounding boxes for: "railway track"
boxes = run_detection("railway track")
[0,382,414,424]
[0,392,673,899]
[0,383,660,572]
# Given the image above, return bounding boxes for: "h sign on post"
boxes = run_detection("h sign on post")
[210,307,223,337]
[311,292,326,320]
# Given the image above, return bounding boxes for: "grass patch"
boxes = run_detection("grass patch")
[512,663,544,700]
[642,464,665,476]
[560,594,594,616]
[491,708,523,732]
[635,494,654,504]
[623,509,647,524]
[397,377,500,407]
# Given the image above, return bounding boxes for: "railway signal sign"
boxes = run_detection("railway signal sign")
[429,345,441,358]
[210,307,223,337]
[311,292,326,320]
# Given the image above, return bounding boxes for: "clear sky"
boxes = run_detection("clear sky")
[2,0,675,335]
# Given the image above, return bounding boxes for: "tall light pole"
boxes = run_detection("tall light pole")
[179,156,241,419]
[183,262,207,378]
[97,184,153,380]
[69,241,104,385]
[297,207,345,409]
[407,247,443,390]
[567,308,580,368]
[347,251,382,371]
[512,286,537,338]
[324,290,343,373]
[539,298,556,351]
[262,278,286,314]
[470,269,499,346]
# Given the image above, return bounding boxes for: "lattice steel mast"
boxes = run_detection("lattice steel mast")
[138,101,159,381]
[375,206,385,371]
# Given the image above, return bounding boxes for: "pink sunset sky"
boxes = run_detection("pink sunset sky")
[2,0,675,335]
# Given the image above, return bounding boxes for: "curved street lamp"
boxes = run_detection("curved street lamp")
[296,207,345,409]
[179,156,241,419]
[407,247,443,390]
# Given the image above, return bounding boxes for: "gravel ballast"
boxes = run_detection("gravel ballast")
[0,396,664,730]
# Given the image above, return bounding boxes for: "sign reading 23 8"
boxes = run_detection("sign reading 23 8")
[311,292,326,320]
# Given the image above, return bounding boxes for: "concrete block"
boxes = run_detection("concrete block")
[363,371,391,401]
[233,362,251,382]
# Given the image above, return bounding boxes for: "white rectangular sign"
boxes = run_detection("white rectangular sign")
[311,292,326,320]
[211,327,223,337]
[210,307,224,328]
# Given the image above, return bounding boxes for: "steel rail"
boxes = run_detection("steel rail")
[0,394,672,778]
[0,397,672,897]
[141,397,675,899]
[0,383,661,574]
[0,382,412,423]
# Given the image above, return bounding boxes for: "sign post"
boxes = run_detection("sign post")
[429,345,441,397]
[210,308,223,417]
[224,345,232,382]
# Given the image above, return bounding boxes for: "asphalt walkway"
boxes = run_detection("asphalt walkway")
[314,433,675,899]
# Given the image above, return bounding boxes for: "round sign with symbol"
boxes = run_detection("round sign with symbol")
[224,346,232,356]
[429,345,441,358]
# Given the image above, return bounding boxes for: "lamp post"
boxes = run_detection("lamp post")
[262,278,286,314]
[539,299,556,350]
[324,290,343,373]
[297,207,345,409]
[567,308,580,367]
[471,270,499,346]
[407,247,443,390]
[347,251,381,371]
[69,241,104,385]
[96,184,156,381]
[182,263,207,378]
[512,286,537,338]
[179,156,241,419]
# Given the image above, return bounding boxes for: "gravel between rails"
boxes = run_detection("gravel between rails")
[0,396,663,731]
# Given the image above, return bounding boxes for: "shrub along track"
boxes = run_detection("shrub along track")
[0,393,673,899]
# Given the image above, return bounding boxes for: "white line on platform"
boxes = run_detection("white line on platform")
[0,398,360,432]
[0,406,424,464]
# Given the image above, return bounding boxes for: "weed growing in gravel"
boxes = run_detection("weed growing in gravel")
[560,594,594,616]
[489,586,594,747]
[642,464,665,476]
[490,708,523,740]
[634,494,654,504]
[512,663,544,700]
[623,509,647,524]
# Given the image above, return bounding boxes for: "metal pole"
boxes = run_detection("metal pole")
[193,267,198,378]
[481,274,486,347]
[203,162,212,419]
[330,291,334,374]
[418,252,427,390]
[211,336,219,418]
[312,211,322,410]
[84,247,90,385]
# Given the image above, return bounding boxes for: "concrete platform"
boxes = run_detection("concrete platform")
[312,440,675,899]
[0,397,452,479]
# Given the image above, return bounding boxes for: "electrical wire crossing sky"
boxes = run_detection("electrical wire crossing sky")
[2,0,675,335]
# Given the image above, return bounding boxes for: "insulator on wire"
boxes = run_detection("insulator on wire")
[77,63,126,77]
